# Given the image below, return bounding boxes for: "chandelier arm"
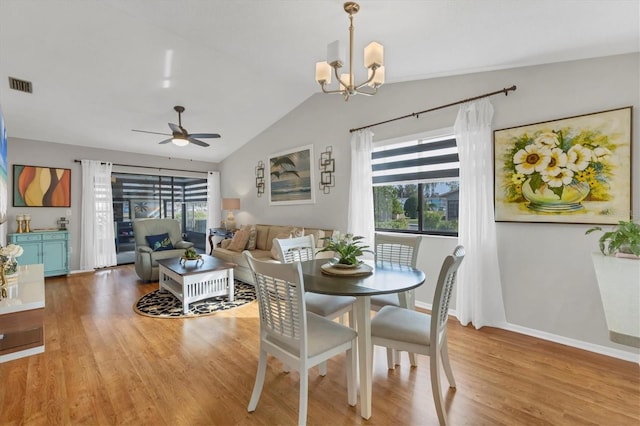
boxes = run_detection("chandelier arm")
[354,87,378,96]
[354,67,378,90]
[320,84,347,95]
[333,66,351,91]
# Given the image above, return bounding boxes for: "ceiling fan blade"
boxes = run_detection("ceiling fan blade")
[188,137,210,147]
[168,122,188,136]
[189,133,221,139]
[132,129,171,136]
[158,138,173,144]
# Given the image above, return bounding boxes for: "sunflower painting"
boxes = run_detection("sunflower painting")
[493,107,631,224]
[13,165,71,207]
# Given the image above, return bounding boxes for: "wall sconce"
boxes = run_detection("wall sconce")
[319,146,335,194]
[255,160,265,197]
[221,198,240,230]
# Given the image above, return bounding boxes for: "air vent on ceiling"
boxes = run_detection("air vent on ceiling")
[8,77,33,93]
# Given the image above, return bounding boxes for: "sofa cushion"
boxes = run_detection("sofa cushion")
[146,233,174,251]
[270,232,292,260]
[305,228,326,248]
[266,226,294,251]
[227,230,250,252]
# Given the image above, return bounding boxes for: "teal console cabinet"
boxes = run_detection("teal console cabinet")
[8,231,70,277]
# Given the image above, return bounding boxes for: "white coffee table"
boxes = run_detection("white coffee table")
[156,255,236,314]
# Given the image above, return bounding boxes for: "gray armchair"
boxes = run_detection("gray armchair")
[133,218,194,282]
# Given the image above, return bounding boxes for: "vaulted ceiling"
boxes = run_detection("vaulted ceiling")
[0,0,638,163]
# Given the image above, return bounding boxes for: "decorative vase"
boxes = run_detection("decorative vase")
[1,256,19,277]
[522,179,590,212]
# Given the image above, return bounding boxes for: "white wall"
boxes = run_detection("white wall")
[6,138,218,271]
[221,53,639,359]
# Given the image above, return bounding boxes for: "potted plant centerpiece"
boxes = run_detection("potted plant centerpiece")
[317,232,374,268]
[585,219,640,258]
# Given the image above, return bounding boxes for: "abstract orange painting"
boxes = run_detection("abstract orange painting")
[13,165,71,207]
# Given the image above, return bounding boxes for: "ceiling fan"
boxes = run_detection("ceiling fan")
[132,105,221,147]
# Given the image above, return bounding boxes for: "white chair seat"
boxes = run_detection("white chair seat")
[371,305,432,346]
[267,312,357,358]
[305,293,356,318]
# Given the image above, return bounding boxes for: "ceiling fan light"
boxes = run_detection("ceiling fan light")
[172,137,189,147]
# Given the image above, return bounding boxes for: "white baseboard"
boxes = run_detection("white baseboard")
[69,269,95,275]
[415,301,639,364]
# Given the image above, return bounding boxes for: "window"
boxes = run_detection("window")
[372,132,459,236]
[111,173,209,253]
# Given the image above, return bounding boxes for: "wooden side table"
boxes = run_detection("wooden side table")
[208,228,235,254]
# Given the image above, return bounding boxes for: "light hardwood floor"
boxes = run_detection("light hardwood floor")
[1,265,638,425]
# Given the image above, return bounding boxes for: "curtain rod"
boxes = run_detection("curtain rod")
[349,85,517,133]
[73,159,208,175]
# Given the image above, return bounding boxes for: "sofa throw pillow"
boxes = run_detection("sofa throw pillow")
[270,232,292,260]
[227,230,250,252]
[245,226,257,250]
[291,227,304,238]
[146,233,174,251]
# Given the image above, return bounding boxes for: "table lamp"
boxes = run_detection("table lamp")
[222,198,240,231]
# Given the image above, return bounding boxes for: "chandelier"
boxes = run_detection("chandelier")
[315,2,384,101]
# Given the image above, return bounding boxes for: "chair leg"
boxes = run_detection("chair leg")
[430,349,448,426]
[318,361,327,376]
[440,339,456,388]
[248,349,268,412]
[409,352,418,367]
[346,345,357,406]
[298,368,309,426]
[386,348,395,369]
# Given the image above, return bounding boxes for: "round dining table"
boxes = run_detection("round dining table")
[300,259,426,420]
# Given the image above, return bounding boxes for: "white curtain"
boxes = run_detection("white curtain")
[206,171,221,254]
[454,98,506,329]
[80,160,116,270]
[348,129,375,249]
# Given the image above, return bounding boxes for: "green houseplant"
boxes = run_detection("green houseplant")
[585,220,640,257]
[317,233,374,266]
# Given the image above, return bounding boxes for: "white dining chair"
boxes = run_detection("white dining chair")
[370,245,465,426]
[276,235,356,325]
[371,232,422,368]
[243,251,357,426]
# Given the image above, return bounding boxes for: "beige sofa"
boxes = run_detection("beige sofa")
[211,224,334,283]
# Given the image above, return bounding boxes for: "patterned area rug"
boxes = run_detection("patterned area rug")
[133,280,256,318]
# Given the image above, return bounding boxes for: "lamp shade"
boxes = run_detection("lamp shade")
[364,41,383,68]
[327,40,344,67]
[222,198,240,210]
[315,61,332,84]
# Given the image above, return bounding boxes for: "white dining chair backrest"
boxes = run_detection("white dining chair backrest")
[374,232,421,267]
[276,233,356,346]
[432,245,465,345]
[245,252,306,349]
[276,234,316,263]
